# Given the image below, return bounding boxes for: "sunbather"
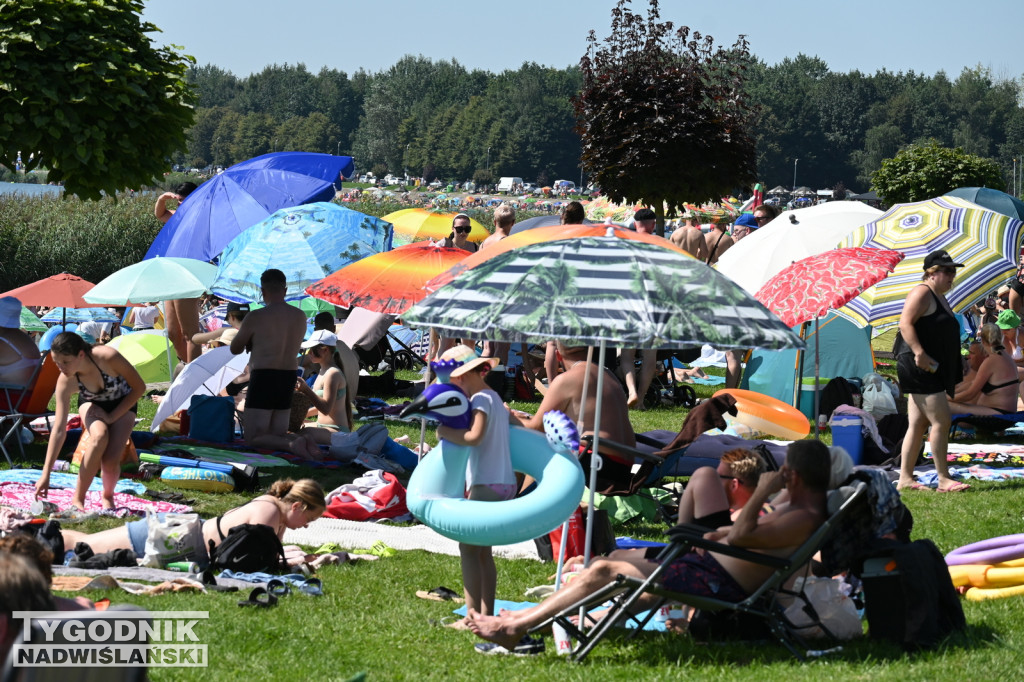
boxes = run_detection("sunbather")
[949,323,1019,415]
[676,448,765,528]
[59,478,326,566]
[295,330,352,443]
[466,440,830,651]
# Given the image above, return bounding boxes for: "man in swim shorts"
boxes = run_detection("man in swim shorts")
[466,440,830,651]
[230,269,321,458]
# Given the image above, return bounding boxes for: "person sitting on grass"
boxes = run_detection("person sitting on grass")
[191,301,249,350]
[295,329,352,444]
[59,478,326,568]
[677,448,766,528]
[466,440,829,651]
[948,323,1019,415]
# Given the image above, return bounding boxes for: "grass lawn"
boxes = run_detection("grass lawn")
[7,370,1024,681]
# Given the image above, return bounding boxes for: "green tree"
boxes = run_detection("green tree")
[871,140,1004,203]
[0,0,195,198]
[575,0,757,235]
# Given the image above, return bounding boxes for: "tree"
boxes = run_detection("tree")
[575,0,757,235]
[871,140,1004,203]
[0,0,195,199]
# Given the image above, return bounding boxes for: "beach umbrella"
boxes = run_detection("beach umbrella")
[39,307,121,324]
[835,196,1024,328]
[145,152,356,262]
[715,201,883,294]
[945,187,1024,222]
[382,208,488,245]
[425,224,693,293]
[307,241,469,315]
[508,215,597,235]
[767,185,789,196]
[106,331,172,384]
[0,273,100,326]
[150,346,250,431]
[211,202,393,303]
[290,297,336,318]
[39,324,78,352]
[405,233,803,566]
[755,248,905,435]
[18,307,47,333]
[84,257,217,305]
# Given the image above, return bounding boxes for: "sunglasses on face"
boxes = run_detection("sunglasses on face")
[454,225,471,234]
[754,215,769,223]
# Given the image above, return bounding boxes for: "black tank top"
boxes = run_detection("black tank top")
[895,286,963,395]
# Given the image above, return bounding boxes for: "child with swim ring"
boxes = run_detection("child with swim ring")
[435,356,517,630]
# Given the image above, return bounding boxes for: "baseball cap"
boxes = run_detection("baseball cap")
[226,301,250,314]
[734,213,759,229]
[301,329,338,348]
[450,356,498,378]
[923,250,965,270]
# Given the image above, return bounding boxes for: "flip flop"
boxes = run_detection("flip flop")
[266,579,291,597]
[905,482,932,491]
[415,586,464,603]
[237,587,277,608]
[367,541,396,558]
[938,482,971,492]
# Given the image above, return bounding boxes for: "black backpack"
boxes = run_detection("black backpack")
[208,524,286,573]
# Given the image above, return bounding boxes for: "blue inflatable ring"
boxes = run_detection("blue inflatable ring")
[406,426,585,546]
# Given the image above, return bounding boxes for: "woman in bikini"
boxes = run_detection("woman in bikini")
[35,332,146,510]
[0,296,41,387]
[59,478,326,568]
[949,323,1020,416]
[294,330,351,446]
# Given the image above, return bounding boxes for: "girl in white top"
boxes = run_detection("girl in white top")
[436,356,516,628]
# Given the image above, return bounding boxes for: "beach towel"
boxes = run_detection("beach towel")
[925,442,1024,468]
[0,469,146,495]
[0,482,191,517]
[155,439,294,468]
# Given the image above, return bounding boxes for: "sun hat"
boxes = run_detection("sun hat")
[219,328,238,344]
[450,356,498,378]
[923,249,965,270]
[996,309,1021,330]
[0,296,21,328]
[301,329,338,348]
[437,344,478,364]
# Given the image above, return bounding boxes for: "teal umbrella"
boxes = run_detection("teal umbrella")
[211,202,394,302]
[40,307,120,324]
[84,257,218,305]
[19,306,47,333]
[945,187,1024,222]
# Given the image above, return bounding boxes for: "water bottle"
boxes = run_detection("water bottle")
[166,561,199,573]
[30,500,59,517]
[503,365,516,402]
[551,621,574,655]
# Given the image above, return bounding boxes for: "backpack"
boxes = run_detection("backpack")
[208,524,286,573]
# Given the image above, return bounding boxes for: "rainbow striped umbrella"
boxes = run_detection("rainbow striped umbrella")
[835,196,1024,328]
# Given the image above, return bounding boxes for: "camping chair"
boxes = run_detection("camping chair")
[949,411,1024,439]
[0,354,59,465]
[540,481,868,662]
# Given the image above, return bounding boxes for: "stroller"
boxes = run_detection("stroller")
[337,308,425,395]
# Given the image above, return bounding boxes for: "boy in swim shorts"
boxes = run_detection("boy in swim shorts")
[436,355,517,630]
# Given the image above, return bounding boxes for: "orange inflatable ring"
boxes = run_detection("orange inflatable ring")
[713,388,810,440]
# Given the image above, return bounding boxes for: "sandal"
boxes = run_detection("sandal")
[296,578,323,596]
[367,541,396,558]
[415,586,464,603]
[237,587,277,608]
[266,579,292,597]
[938,482,971,492]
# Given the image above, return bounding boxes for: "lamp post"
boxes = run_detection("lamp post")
[793,158,799,192]
[486,146,491,171]
[273,138,278,153]
[337,141,341,156]
[405,144,410,182]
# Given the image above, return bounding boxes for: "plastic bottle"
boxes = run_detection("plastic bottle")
[165,561,199,573]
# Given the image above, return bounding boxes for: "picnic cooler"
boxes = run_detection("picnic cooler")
[798,376,831,421]
[831,416,863,464]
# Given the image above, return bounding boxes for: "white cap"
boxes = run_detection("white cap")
[301,329,338,349]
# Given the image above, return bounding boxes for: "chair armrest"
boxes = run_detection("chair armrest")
[580,434,662,464]
[666,524,790,569]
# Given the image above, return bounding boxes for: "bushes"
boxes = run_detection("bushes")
[0,194,160,291]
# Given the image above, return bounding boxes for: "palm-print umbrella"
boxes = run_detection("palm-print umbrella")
[211,202,393,303]
[405,234,803,564]
[40,307,121,324]
[382,208,488,246]
[836,196,1024,328]
[307,241,469,315]
[19,306,47,333]
[425,224,693,293]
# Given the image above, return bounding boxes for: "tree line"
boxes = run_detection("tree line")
[182,54,1024,194]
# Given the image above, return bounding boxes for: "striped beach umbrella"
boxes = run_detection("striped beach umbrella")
[404,234,803,351]
[835,196,1024,328]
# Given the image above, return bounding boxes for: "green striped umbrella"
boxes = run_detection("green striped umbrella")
[19,306,47,332]
[404,235,803,351]
[836,196,1024,328]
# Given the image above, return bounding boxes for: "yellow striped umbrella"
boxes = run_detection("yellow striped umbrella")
[382,208,488,245]
[835,196,1024,328]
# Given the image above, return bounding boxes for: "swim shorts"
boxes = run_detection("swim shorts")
[246,369,297,410]
[656,550,748,602]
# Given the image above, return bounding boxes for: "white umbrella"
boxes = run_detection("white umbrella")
[150,346,250,431]
[715,202,884,294]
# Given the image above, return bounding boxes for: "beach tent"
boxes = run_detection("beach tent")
[741,312,874,408]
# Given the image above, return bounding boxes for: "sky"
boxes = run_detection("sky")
[141,0,1023,81]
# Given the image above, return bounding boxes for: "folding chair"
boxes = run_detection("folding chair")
[541,481,868,662]
[949,411,1024,438]
[0,354,59,465]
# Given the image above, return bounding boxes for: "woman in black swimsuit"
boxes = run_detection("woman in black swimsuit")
[35,332,145,510]
[894,250,968,493]
[949,323,1020,416]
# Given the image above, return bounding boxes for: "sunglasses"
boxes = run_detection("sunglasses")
[754,215,770,223]
[453,225,471,234]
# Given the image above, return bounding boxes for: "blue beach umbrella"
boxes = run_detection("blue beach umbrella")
[40,307,120,324]
[211,202,394,303]
[945,187,1024,222]
[144,152,356,262]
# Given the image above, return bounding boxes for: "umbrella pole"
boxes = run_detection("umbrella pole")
[813,317,821,439]
[163,332,175,385]
[418,360,433,462]
[582,340,606,569]
[577,346,594,434]
[793,322,808,408]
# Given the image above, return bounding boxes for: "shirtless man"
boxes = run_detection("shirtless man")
[230,269,321,458]
[467,440,830,650]
[513,342,636,484]
[481,205,516,364]
[154,182,202,363]
[619,209,661,407]
[704,220,734,265]
[669,214,709,261]
[677,448,765,527]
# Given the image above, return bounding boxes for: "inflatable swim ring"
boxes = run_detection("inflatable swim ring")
[161,465,234,493]
[406,427,585,546]
[713,388,810,440]
[946,534,1024,567]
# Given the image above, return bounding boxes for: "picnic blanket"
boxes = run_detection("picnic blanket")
[0,482,191,517]
[0,469,146,495]
[924,443,1024,468]
[283,517,541,561]
[155,439,295,468]
[915,465,1024,486]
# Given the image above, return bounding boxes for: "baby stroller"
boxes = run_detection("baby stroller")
[338,308,423,395]
[639,349,701,409]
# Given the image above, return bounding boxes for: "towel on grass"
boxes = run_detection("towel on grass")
[0,482,191,517]
[0,469,146,494]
